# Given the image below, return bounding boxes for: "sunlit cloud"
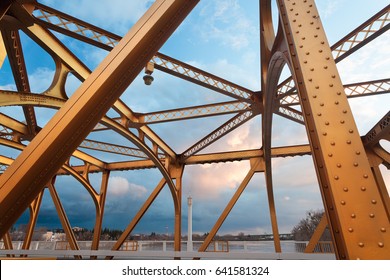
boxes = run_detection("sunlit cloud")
[108,176,147,199]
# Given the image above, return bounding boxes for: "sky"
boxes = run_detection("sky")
[0,0,389,237]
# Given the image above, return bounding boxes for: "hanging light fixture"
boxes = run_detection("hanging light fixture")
[143,62,154,85]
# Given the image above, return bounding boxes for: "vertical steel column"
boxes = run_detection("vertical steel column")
[277,0,389,259]
[0,0,199,237]
[91,170,110,252]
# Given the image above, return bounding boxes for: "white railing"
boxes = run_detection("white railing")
[0,240,335,259]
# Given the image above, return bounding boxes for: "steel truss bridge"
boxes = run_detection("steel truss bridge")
[0,0,389,259]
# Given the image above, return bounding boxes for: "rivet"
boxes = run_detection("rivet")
[371,199,377,204]
[340,200,345,205]
[316,27,320,30]
[315,85,319,89]
[329,84,333,87]
[321,41,325,45]
[325,121,329,125]
[306,52,310,55]
[323,132,327,136]
[309,78,313,81]
[319,165,324,168]
[337,163,342,168]
[313,95,317,98]
[311,68,315,71]
[332,75,336,78]
[324,184,328,188]
[319,49,323,53]
[320,102,324,106]
[296,13,299,16]
[302,37,306,40]
[324,66,328,69]
[314,35,318,38]
[335,101,339,105]
[296,31,300,34]
[351,213,356,218]
[299,24,302,27]
[346,140,351,144]
[349,129,354,133]
[348,228,353,232]
[378,242,384,248]
[307,10,310,13]
[343,110,348,113]
[340,119,344,123]
[353,162,359,167]
[330,141,335,145]
[358,242,364,248]
[310,22,314,25]
[328,153,333,157]
[343,187,348,192]
[361,187,366,191]
[356,151,361,155]
[334,175,339,180]
[326,57,330,60]
[293,19,297,22]
[369,213,375,218]
[304,59,307,63]
[381,228,386,232]
[363,174,369,179]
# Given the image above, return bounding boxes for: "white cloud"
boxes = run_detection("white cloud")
[108,176,147,199]
[197,0,257,51]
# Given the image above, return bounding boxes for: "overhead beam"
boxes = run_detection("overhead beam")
[0,0,200,237]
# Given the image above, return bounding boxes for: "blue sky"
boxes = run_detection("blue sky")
[1,0,389,236]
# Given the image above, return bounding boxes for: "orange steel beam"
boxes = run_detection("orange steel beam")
[198,158,264,253]
[1,29,38,137]
[304,214,328,253]
[278,0,389,259]
[0,0,199,237]
[21,189,44,251]
[91,171,110,253]
[107,179,167,258]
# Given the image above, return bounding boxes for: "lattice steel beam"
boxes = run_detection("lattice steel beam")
[182,111,254,158]
[279,78,390,106]
[151,53,255,102]
[332,4,390,62]
[276,5,390,104]
[139,101,250,124]
[80,139,153,159]
[362,111,390,147]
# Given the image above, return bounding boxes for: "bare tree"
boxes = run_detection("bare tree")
[291,210,331,241]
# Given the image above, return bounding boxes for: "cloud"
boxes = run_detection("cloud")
[108,176,147,199]
[196,0,258,51]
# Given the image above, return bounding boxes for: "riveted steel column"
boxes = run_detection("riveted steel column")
[277,0,389,259]
[0,0,199,237]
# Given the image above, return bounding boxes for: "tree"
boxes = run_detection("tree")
[291,209,331,241]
